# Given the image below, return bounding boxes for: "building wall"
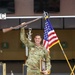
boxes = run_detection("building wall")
[7,0,75,16]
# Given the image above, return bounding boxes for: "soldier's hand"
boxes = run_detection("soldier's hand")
[21,22,26,26]
[21,22,27,28]
[10,27,14,29]
[42,70,50,74]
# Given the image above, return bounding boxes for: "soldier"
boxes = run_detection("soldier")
[20,27,51,75]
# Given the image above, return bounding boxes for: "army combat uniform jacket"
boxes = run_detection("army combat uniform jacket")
[20,28,51,75]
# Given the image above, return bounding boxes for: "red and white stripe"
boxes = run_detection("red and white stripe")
[48,30,59,47]
[43,30,59,50]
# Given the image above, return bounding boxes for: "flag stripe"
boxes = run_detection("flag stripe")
[48,37,58,44]
[43,40,49,50]
[48,35,58,41]
[48,30,55,35]
[48,30,58,40]
[49,40,59,48]
[48,34,57,40]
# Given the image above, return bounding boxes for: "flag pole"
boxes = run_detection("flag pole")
[70,65,75,75]
[58,42,74,75]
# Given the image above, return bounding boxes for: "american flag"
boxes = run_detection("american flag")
[43,17,59,51]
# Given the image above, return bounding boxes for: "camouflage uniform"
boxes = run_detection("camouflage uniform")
[20,28,51,75]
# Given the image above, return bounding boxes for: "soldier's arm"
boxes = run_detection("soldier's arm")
[45,50,51,74]
[20,27,34,47]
